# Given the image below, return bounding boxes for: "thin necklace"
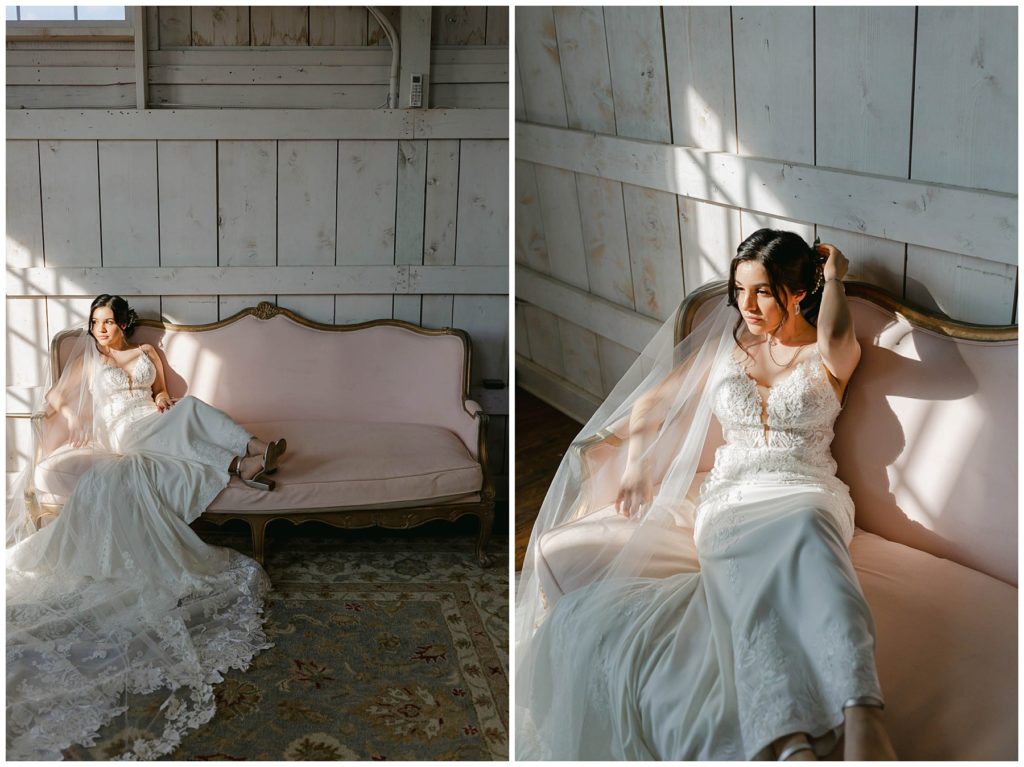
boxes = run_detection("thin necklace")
[767,334,809,368]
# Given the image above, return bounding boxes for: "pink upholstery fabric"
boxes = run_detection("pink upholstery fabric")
[122,318,480,460]
[536,514,1016,760]
[37,419,483,514]
[850,530,1016,760]
[834,299,1017,585]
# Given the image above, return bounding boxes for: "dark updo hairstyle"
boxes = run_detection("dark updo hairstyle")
[88,294,139,340]
[727,228,824,344]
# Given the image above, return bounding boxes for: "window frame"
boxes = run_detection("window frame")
[6,6,132,42]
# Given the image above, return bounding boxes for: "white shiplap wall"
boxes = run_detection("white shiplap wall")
[515,5,1017,423]
[6,8,510,501]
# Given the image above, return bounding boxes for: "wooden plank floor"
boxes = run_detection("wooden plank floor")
[515,387,583,571]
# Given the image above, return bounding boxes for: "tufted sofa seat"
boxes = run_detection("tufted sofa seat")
[533,281,1016,759]
[29,303,496,566]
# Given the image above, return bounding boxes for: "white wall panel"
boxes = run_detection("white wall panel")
[217,141,277,266]
[98,140,159,267]
[456,140,509,267]
[158,141,217,267]
[39,140,101,267]
[6,140,44,268]
[604,7,671,143]
[336,140,397,266]
[552,7,615,135]
[278,140,337,266]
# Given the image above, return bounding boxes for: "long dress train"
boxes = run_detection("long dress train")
[519,349,883,759]
[7,350,272,760]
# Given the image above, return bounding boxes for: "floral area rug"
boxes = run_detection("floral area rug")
[65,521,509,761]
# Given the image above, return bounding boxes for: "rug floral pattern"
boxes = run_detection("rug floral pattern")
[66,525,508,761]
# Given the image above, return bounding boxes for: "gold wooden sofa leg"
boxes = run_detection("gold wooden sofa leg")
[250,517,269,566]
[476,506,495,568]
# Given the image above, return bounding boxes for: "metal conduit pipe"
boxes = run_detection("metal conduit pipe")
[366,6,400,108]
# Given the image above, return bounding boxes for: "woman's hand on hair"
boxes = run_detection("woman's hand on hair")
[816,243,849,282]
[615,462,653,518]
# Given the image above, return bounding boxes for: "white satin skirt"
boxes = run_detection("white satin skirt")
[518,485,883,760]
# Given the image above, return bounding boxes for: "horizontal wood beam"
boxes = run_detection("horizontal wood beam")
[517,266,661,353]
[7,108,508,140]
[516,354,600,425]
[517,121,1017,265]
[7,265,508,297]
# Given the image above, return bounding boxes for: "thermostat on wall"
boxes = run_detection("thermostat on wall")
[409,74,423,108]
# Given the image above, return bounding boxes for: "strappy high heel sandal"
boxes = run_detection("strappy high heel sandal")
[262,438,287,475]
[233,455,276,491]
[777,742,815,761]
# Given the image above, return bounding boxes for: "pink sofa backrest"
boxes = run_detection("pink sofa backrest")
[53,307,481,459]
[682,284,1017,586]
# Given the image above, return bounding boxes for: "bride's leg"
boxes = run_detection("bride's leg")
[772,732,816,760]
[245,437,267,457]
[843,705,897,760]
[228,453,265,481]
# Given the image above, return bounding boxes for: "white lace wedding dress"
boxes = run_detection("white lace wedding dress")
[7,351,272,760]
[520,347,883,760]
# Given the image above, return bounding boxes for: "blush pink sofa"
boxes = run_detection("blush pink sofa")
[29,302,497,566]
[534,281,1017,759]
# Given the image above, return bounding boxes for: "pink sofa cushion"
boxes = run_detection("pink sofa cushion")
[536,513,1016,760]
[850,530,1016,760]
[36,419,483,514]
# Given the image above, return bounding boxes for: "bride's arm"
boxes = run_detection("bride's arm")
[814,243,861,385]
[44,356,88,447]
[141,345,173,412]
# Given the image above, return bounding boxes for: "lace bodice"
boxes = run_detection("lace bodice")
[92,349,159,446]
[698,347,854,538]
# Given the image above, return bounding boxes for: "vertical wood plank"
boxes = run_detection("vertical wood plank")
[276,295,335,324]
[6,297,48,411]
[421,296,454,329]
[455,139,508,266]
[906,247,1016,325]
[191,6,250,46]
[278,140,336,266]
[516,7,568,127]
[367,6,400,47]
[218,141,277,267]
[400,6,431,110]
[454,295,508,385]
[161,295,219,325]
[310,7,367,46]
[98,140,159,267]
[514,56,526,121]
[732,7,815,163]
[912,7,1017,194]
[622,184,684,320]
[522,303,564,377]
[424,140,460,267]
[7,417,34,474]
[552,6,615,134]
[336,140,397,266]
[145,6,160,51]
[816,225,905,298]
[597,336,638,396]
[394,139,427,324]
[39,140,101,267]
[515,300,532,359]
[533,165,589,289]
[603,7,671,142]
[739,212,814,251]
[334,295,393,324]
[251,6,309,47]
[158,140,217,267]
[485,6,509,45]
[575,174,634,309]
[125,295,162,321]
[558,318,602,396]
[158,6,191,48]
[663,6,737,151]
[816,7,915,177]
[679,197,741,292]
[514,160,550,272]
[433,7,486,45]
[6,140,44,268]
[46,296,94,338]
[219,295,275,321]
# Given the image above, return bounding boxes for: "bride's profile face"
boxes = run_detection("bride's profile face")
[90,306,124,348]
[733,260,794,337]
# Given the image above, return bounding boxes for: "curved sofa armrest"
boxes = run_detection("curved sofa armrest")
[568,419,629,521]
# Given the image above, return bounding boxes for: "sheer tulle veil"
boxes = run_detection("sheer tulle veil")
[515,283,738,756]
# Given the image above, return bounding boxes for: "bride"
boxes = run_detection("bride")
[516,230,898,760]
[7,294,287,760]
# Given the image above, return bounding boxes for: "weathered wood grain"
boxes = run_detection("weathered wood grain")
[456,140,508,267]
[552,6,615,134]
[6,140,44,268]
[39,140,101,267]
[277,140,337,266]
[604,7,671,142]
[98,140,159,266]
[157,140,217,267]
[217,141,276,266]
[336,140,397,266]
